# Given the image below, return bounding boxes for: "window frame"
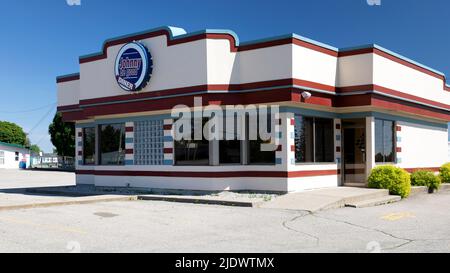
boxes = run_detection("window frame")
[375,118,396,164]
[82,127,96,166]
[246,113,277,166]
[218,114,243,165]
[99,123,126,166]
[174,117,211,166]
[294,115,335,164]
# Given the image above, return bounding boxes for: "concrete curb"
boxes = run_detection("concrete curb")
[22,188,261,208]
[410,186,428,196]
[25,189,97,197]
[0,196,137,211]
[409,184,450,196]
[439,184,450,192]
[137,195,258,207]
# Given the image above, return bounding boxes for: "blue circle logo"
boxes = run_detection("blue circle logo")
[115,42,153,91]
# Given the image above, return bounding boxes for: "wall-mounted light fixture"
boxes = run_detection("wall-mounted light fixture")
[301,91,312,100]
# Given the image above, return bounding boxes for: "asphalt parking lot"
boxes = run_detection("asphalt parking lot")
[0,170,449,253]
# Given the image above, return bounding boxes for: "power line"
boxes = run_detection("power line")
[0,102,56,114]
[34,133,50,147]
[27,106,56,136]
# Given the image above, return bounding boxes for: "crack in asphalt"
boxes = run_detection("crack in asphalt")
[282,211,420,251]
[281,211,321,247]
[311,214,415,251]
[281,203,450,252]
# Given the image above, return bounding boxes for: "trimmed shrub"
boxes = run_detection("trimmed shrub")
[439,163,450,184]
[368,165,411,198]
[411,170,441,192]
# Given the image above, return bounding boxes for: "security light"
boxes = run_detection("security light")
[301,91,312,100]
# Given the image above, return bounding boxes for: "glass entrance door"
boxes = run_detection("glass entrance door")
[342,120,367,186]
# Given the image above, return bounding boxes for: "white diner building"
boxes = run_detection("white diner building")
[57,26,450,192]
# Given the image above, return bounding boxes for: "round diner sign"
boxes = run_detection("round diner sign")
[115,42,152,91]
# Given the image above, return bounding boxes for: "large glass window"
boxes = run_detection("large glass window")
[83,127,96,165]
[295,116,334,163]
[220,141,241,164]
[248,114,276,165]
[174,118,210,166]
[219,115,242,164]
[375,119,395,163]
[295,116,314,163]
[100,123,125,165]
[314,118,335,162]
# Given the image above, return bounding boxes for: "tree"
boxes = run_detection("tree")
[49,113,75,157]
[30,144,41,154]
[0,121,27,146]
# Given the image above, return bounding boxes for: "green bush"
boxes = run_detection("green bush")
[439,163,450,184]
[368,165,411,198]
[411,170,441,191]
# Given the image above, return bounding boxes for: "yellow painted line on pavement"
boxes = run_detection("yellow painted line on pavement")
[381,212,416,221]
[0,216,87,235]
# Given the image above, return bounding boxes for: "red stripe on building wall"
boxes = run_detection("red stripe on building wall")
[336,84,450,110]
[288,170,339,178]
[396,147,402,153]
[164,148,173,154]
[58,78,450,120]
[79,88,294,118]
[371,95,450,121]
[75,169,339,178]
[59,90,450,123]
[125,127,134,132]
[163,124,173,130]
[74,167,441,178]
[58,104,80,111]
[404,167,440,173]
[125,149,134,155]
[61,110,87,122]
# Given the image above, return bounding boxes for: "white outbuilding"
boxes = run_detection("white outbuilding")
[0,141,30,169]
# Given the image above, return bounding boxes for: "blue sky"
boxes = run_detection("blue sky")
[0,0,450,152]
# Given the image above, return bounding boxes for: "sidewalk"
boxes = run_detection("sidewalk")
[259,187,393,212]
[15,185,395,212]
[0,192,136,211]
